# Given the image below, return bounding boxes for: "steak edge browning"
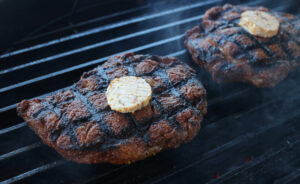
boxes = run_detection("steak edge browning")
[185,4,300,87]
[17,53,207,164]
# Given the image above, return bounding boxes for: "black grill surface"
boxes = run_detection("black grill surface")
[1,0,300,183]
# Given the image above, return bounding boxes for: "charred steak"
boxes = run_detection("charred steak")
[185,4,300,87]
[17,53,207,164]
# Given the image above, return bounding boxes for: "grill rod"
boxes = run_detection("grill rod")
[2,87,300,184]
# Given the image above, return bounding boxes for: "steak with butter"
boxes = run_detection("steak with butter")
[185,4,300,87]
[17,53,207,164]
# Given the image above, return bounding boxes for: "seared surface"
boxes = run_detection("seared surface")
[17,53,207,164]
[185,4,300,87]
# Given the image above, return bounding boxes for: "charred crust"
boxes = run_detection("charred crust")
[148,120,178,147]
[175,108,202,142]
[134,59,158,75]
[88,92,108,111]
[17,100,31,116]
[16,53,207,164]
[45,90,75,105]
[133,104,153,124]
[41,112,62,131]
[106,66,129,80]
[157,93,184,112]
[75,122,104,146]
[185,4,300,87]
[166,65,191,84]
[103,112,130,136]
[76,77,100,94]
[142,75,166,93]
[62,100,90,122]
[180,80,207,105]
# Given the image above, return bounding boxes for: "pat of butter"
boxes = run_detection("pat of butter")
[239,10,280,38]
[106,76,152,113]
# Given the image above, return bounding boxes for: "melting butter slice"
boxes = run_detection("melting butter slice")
[239,10,280,38]
[106,76,152,113]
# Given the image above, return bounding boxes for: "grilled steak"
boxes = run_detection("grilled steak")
[17,53,207,164]
[185,4,300,87]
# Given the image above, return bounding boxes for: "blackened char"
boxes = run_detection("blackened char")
[17,53,207,164]
[185,4,300,87]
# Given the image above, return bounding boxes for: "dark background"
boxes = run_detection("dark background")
[1,0,185,54]
[0,0,74,52]
[1,0,298,53]
[0,0,153,53]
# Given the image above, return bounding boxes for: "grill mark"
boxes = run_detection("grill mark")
[221,32,274,67]
[278,27,300,62]
[132,62,203,146]
[204,4,241,34]
[235,29,274,58]
[69,89,96,148]
[172,84,203,127]
[216,33,244,57]
[20,53,206,154]
[49,110,73,143]
[96,66,109,83]
[124,56,168,137]
[151,74,201,129]
[196,6,300,68]
[37,90,76,143]
[265,15,300,65]
[237,18,298,65]
[47,72,107,148]
[125,62,137,76]
[49,99,69,142]
[195,47,208,63]
[185,4,300,88]
[70,73,132,150]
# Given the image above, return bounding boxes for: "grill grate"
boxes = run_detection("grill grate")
[1,0,300,183]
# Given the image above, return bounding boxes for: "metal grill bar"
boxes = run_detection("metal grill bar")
[152,116,300,184]
[0,0,269,110]
[0,48,193,181]
[0,85,70,113]
[79,166,127,184]
[0,143,41,161]
[18,4,152,44]
[0,35,183,108]
[1,160,65,184]
[274,169,300,184]
[209,138,300,183]
[0,14,202,76]
[166,50,187,57]
[0,93,267,182]
[2,63,299,182]
[0,0,220,59]
[4,85,297,184]
[0,86,253,159]
[89,111,300,184]
[0,77,248,135]
[0,123,26,135]
[0,38,186,111]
